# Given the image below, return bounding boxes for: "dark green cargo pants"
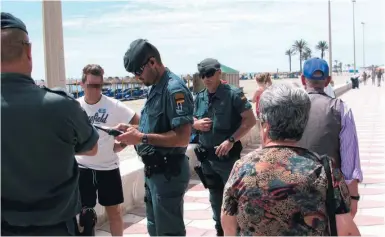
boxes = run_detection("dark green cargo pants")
[144,156,190,236]
[201,154,240,235]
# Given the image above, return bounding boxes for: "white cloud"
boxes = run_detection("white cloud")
[22,0,385,79]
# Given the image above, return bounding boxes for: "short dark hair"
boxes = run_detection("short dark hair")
[1,28,28,63]
[146,45,162,65]
[82,64,104,83]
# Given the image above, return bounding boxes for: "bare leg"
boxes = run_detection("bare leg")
[105,205,123,236]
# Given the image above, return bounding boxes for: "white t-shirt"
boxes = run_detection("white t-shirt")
[76,95,135,170]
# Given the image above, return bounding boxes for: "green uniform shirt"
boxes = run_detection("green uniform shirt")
[135,69,194,156]
[1,73,99,226]
[194,83,252,147]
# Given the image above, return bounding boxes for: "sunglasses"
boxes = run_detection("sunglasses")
[200,69,218,79]
[133,57,152,76]
[86,84,103,89]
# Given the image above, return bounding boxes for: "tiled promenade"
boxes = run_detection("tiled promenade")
[96,84,385,236]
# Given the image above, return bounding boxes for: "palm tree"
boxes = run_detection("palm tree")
[292,39,308,72]
[285,49,295,72]
[301,47,312,61]
[315,41,329,59]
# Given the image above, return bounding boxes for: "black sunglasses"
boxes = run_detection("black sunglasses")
[200,69,218,79]
[86,84,103,89]
[133,57,152,76]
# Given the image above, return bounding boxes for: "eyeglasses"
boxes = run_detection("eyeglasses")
[200,69,218,79]
[86,84,103,89]
[133,57,152,76]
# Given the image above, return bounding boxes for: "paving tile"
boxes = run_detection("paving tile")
[358,225,385,237]
[184,210,213,220]
[185,190,210,198]
[194,197,211,204]
[361,161,385,166]
[95,230,111,236]
[123,235,148,237]
[359,208,385,217]
[186,226,209,236]
[123,223,148,234]
[122,214,145,224]
[127,206,146,217]
[364,174,385,179]
[354,215,385,226]
[184,202,211,211]
[363,169,385,174]
[188,219,216,230]
[362,178,385,184]
[189,184,206,191]
[359,188,385,195]
[202,229,218,236]
[358,200,385,209]
[362,194,385,202]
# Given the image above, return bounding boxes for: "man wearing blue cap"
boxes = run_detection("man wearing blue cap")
[114,39,194,236]
[1,12,99,235]
[298,57,362,217]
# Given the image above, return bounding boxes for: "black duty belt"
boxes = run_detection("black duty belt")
[141,153,185,179]
[195,141,243,162]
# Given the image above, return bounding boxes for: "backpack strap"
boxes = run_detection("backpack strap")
[309,151,338,236]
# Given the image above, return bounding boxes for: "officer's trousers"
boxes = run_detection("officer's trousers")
[144,156,190,236]
[201,155,239,234]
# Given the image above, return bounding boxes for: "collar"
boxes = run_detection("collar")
[306,87,327,95]
[1,72,36,85]
[205,82,225,99]
[152,68,170,94]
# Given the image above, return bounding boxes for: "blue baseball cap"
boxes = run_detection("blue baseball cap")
[303,57,329,80]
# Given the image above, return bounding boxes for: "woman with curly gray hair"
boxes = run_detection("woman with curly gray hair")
[221,83,360,236]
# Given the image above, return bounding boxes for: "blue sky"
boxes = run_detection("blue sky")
[2,0,384,79]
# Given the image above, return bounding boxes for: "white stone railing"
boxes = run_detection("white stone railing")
[93,80,356,226]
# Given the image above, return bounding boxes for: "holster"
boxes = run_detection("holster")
[194,164,224,190]
[194,145,209,162]
[141,152,184,179]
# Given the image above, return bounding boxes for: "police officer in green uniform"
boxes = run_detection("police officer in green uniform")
[114,39,194,236]
[1,12,99,236]
[193,58,256,236]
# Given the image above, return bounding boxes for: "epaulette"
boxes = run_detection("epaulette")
[41,86,74,98]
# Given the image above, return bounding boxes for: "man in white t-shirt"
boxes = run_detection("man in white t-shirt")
[76,64,140,236]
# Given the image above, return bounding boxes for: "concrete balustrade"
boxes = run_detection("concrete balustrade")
[92,80,357,226]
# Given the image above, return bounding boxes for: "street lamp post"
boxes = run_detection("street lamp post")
[42,0,66,89]
[328,0,333,76]
[361,22,365,68]
[352,0,357,73]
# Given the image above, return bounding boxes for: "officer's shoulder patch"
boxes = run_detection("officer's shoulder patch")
[232,87,247,101]
[174,92,185,103]
[41,86,74,99]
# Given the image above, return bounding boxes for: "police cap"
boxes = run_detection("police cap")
[123,39,159,74]
[1,12,28,34]
[197,58,221,74]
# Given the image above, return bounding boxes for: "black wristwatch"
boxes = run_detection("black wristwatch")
[142,134,148,144]
[228,136,235,143]
[350,195,360,201]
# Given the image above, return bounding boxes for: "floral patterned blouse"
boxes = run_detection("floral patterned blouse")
[222,146,351,236]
